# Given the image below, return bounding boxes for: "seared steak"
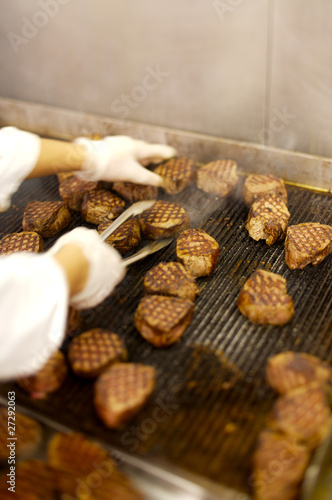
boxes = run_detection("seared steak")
[0,408,42,462]
[245,193,290,246]
[81,471,143,499]
[266,351,332,394]
[94,363,156,428]
[144,261,199,301]
[134,294,194,347]
[154,157,196,194]
[22,200,71,237]
[243,174,288,207]
[81,189,125,224]
[285,222,332,269]
[176,228,220,277]
[237,269,294,325]
[59,175,101,211]
[196,159,239,197]
[0,460,56,500]
[138,200,190,239]
[68,329,127,378]
[98,217,141,255]
[0,231,44,255]
[112,181,158,203]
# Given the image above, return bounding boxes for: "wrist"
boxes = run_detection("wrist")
[53,244,89,297]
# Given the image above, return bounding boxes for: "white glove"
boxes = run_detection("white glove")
[74,135,176,185]
[48,227,126,309]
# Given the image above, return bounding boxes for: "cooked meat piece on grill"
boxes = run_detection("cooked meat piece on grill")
[81,188,125,224]
[252,429,311,500]
[22,200,71,237]
[94,363,156,428]
[154,157,196,194]
[243,174,288,207]
[134,295,194,347]
[57,171,74,183]
[59,175,101,211]
[0,407,42,462]
[270,382,331,449]
[285,223,332,269]
[0,459,56,500]
[144,261,200,301]
[266,351,332,395]
[196,159,239,197]
[65,306,85,337]
[98,217,141,254]
[245,193,290,246]
[112,181,158,203]
[68,328,128,378]
[176,228,220,278]
[138,200,190,239]
[17,350,68,400]
[0,231,44,255]
[81,470,144,500]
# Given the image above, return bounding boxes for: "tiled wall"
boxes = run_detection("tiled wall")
[0,0,331,157]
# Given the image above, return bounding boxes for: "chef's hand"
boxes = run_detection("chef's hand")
[74,135,176,186]
[48,227,126,309]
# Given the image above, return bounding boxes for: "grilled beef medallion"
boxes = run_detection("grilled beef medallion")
[135,294,194,347]
[0,408,42,462]
[266,351,332,395]
[0,459,56,500]
[81,188,125,224]
[79,471,144,500]
[17,350,68,400]
[0,231,44,255]
[237,269,294,325]
[22,200,71,238]
[138,200,190,239]
[68,329,127,378]
[196,159,239,197]
[59,175,101,211]
[154,157,196,194]
[245,193,290,246]
[98,217,141,255]
[144,261,199,301]
[112,181,158,203]
[285,222,332,269]
[176,228,220,278]
[243,174,288,207]
[252,429,310,500]
[94,363,156,428]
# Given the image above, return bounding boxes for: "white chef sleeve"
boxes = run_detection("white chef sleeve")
[0,253,69,381]
[0,127,41,211]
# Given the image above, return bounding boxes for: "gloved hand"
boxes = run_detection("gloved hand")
[74,135,176,185]
[48,227,126,309]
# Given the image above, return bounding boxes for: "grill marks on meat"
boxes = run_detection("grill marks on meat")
[0,459,56,500]
[144,262,199,301]
[196,159,239,197]
[94,363,156,428]
[243,174,288,207]
[81,189,125,224]
[285,223,332,269]
[59,176,101,211]
[135,295,194,347]
[237,270,294,325]
[138,200,190,239]
[0,408,42,462]
[176,229,220,278]
[98,217,141,255]
[68,329,127,378]
[22,200,71,237]
[0,231,44,255]
[154,157,196,194]
[112,181,158,203]
[245,193,290,246]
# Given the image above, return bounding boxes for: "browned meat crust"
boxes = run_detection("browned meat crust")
[266,351,332,395]
[237,269,294,325]
[0,408,42,462]
[94,363,156,428]
[245,193,290,246]
[0,459,56,500]
[59,176,101,211]
[243,174,288,207]
[144,261,199,301]
[285,223,332,269]
[112,181,158,203]
[81,189,125,224]
[0,231,44,255]
[138,200,190,239]
[98,217,141,254]
[176,228,220,277]
[134,295,194,347]
[154,157,196,194]
[196,159,239,197]
[22,200,71,237]
[68,329,127,378]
